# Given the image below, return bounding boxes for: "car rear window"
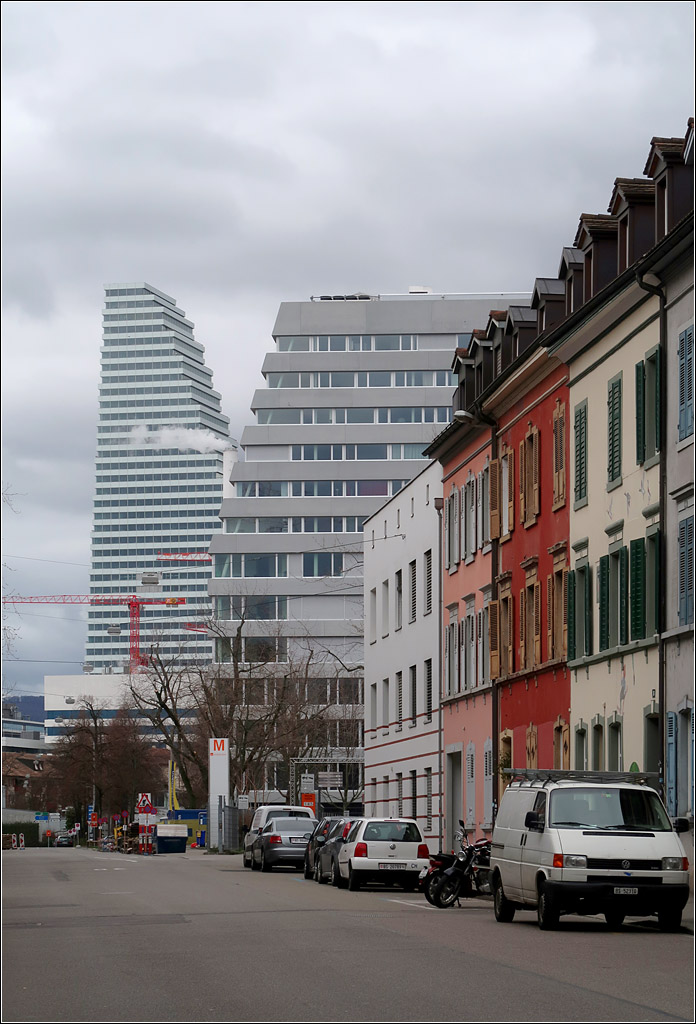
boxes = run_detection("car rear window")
[267,818,313,832]
[363,821,422,842]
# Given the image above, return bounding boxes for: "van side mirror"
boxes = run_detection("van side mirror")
[525,811,542,831]
[672,817,690,834]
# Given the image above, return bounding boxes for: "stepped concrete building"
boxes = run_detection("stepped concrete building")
[86,283,234,671]
[210,290,523,798]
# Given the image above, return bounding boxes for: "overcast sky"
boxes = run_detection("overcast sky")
[1,0,693,700]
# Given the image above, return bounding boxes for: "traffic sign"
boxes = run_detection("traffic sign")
[237,795,249,809]
[300,773,314,793]
[318,772,343,788]
[90,812,98,827]
[136,793,156,815]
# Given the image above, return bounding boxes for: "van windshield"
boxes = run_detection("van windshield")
[549,787,672,831]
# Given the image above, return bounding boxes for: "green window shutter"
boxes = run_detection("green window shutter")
[654,346,662,453]
[607,379,622,482]
[653,526,662,634]
[584,564,593,656]
[599,555,610,651]
[567,570,576,661]
[635,361,645,464]
[619,545,629,646]
[630,538,646,640]
[574,404,587,502]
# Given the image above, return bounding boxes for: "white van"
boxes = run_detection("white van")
[490,771,690,931]
[242,805,316,867]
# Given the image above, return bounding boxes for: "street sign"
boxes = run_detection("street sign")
[237,795,249,809]
[19,833,25,849]
[318,772,343,788]
[300,792,317,816]
[300,773,314,793]
[34,812,49,821]
[135,793,155,815]
[89,812,98,827]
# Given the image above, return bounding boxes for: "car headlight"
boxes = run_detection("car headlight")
[563,854,587,868]
[661,857,683,871]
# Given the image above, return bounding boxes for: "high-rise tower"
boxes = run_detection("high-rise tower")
[86,283,234,671]
[209,291,522,797]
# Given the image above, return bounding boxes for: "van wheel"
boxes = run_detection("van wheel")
[605,910,625,929]
[657,908,682,932]
[537,883,560,930]
[493,875,515,922]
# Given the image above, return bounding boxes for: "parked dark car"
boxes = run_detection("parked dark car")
[303,817,345,879]
[315,818,357,887]
[250,817,316,872]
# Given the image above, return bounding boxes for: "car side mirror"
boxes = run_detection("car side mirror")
[304,833,312,840]
[672,817,690,834]
[525,811,542,831]
[316,835,326,844]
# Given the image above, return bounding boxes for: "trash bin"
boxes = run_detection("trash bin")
[154,824,188,854]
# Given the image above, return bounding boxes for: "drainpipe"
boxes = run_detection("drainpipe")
[434,496,444,849]
[636,270,666,798]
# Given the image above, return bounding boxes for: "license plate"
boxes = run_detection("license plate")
[613,886,638,895]
[379,862,406,870]
[289,837,305,844]
[418,867,428,879]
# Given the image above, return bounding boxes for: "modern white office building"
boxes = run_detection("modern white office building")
[86,283,233,671]
[209,290,523,797]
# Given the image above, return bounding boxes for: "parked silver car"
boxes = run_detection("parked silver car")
[250,817,317,872]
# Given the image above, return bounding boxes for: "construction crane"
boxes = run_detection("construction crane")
[157,552,212,561]
[2,594,185,674]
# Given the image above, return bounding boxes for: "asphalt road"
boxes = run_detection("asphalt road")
[2,847,694,1023]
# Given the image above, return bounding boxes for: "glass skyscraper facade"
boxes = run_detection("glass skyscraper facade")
[86,282,233,671]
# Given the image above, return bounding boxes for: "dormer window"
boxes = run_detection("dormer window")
[656,177,668,240]
[583,250,593,302]
[618,217,629,274]
[565,276,573,316]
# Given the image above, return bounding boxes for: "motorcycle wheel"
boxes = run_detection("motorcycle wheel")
[424,872,441,905]
[433,875,461,908]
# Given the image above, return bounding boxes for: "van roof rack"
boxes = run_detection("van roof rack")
[503,769,660,786]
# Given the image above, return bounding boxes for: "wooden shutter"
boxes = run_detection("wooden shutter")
[574,404,587,503]
[519,588,526,669]
[533,581,541,666]
[443,497,450,568]
[489,600,500,679]
[679,518,694,626]
[489,458,500,539]
[562,567,569,656]
[506,595,514,673]
[519,440,526,524]
[619,545,629,646]
[567,569,575,660]
[630,538,646,640]
[666,712,677,815]
[584,565,593,657]
[558,405,566,504]
[477,609,484,685]
[546,574,554,661]
[552,404,561,503]
[476,473,483,549]
[453,487,460,564]
[599,555,610,651]
[507,448,515,534]
[532,428,540,515]
[608,379,622,482]
[635,361,646,464]
[562,721,570,769]
[444,626,450,695]
[679,326,694,441]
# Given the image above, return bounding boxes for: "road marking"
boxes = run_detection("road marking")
[94,868,107,871]
[100,891,134,895]
[384,898,434,909]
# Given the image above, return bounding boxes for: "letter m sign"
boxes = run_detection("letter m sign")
[210,738,227,756]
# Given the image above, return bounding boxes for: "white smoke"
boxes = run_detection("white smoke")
[130,425,234,453]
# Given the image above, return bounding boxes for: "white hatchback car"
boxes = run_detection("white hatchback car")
[337,818,430,891]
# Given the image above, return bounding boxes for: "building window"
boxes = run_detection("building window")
[395,569,403,630]
[599,547,628,651]
[369,683,377,734]
[381,579,390,637]
[381,678,390,734]
[396,671,403,731]
[520,425,540,527]
[396,773,403,817]
[410,769,418,820]
[568,563,593,660]
[546,565,568,661]
[678,515,694,625]
[575,724,588,770]
[519,577,541,670]
[409,560,417,621]
[425,768,433,831]
[499,452,514,540]
[303,552,343,577]
[498,586,514,676]
[552,400,566,509]
[483,739,493,825]
[465,742,476,826]
[445,611,458,695]
[424,659,433,722]
[635,348,661,463]
[607,374,622,488]
[462,604,476,689]
[424,549,433,615]
[369,588,377,644]
[678,326,694,441]
[409,665,417,726]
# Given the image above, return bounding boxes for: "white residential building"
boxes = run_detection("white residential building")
[363,461,442,851]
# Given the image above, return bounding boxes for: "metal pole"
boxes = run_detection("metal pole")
[218,794,223,853]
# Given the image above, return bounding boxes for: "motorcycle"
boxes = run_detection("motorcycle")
[419,849,457,905]
[431,820,492,909]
